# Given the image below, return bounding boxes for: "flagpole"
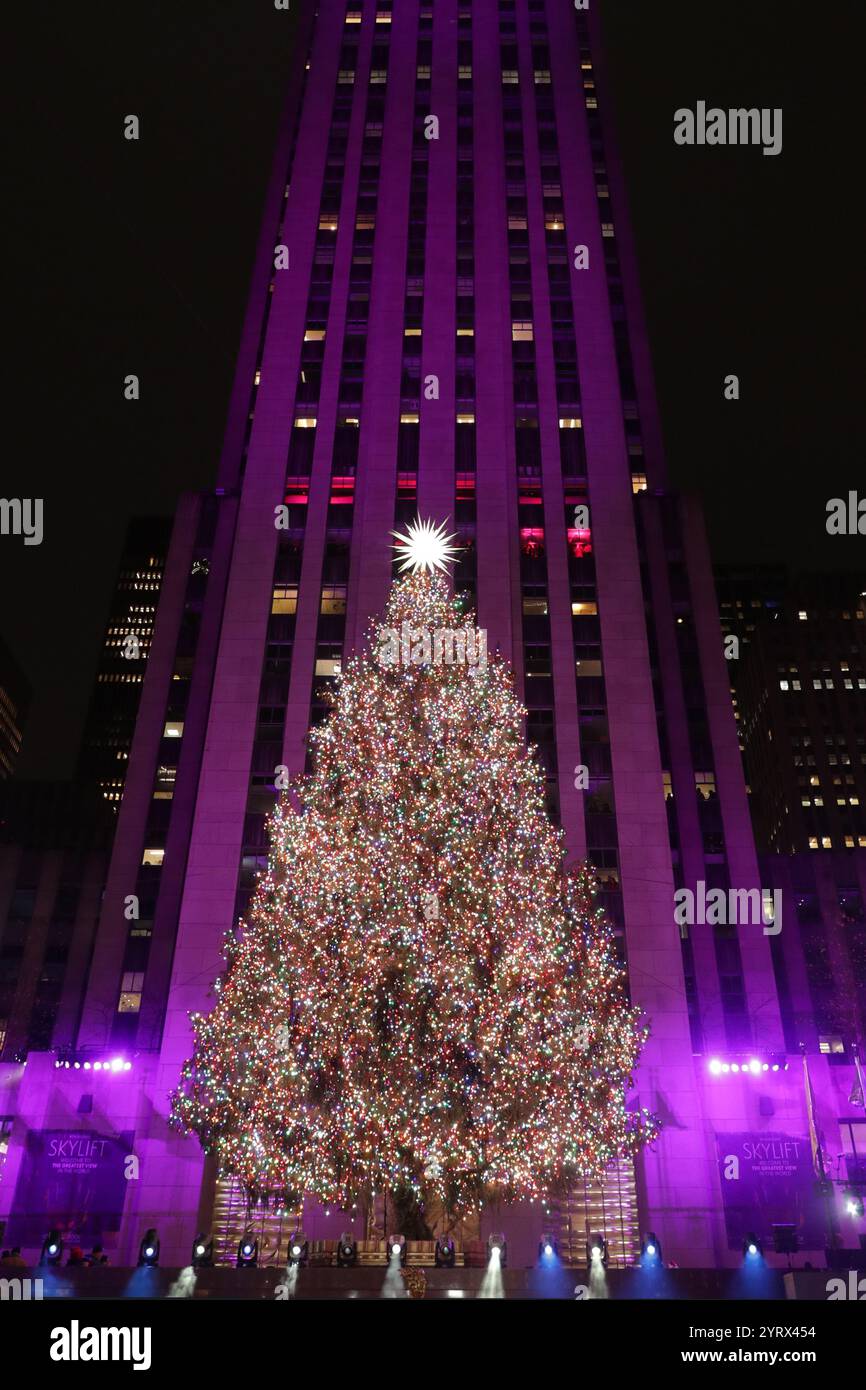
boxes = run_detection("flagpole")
[801,1043,840,1254]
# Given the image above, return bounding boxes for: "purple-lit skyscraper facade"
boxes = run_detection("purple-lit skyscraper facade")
[2,2,863,1268]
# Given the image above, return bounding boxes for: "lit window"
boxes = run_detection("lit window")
[508,216,528,230]
[662,771,673,801]
[631,474,648,494]
[118,972,145,1013]
[304,329,325,341]
[534,70,551,84]
[808,837,819,849]
[522,597,548,616]
[272,586,298,615]
[544,213,565,232]
[502,70,519,84]
[559,417,582,429]
[458,65,472,80]
[318,215,338,231]
[370,70,387,84]
[315,659,341,678]
[338,70,355,84]
[818,1036,845,1055]
[141,848,164,868]
[321,585,348,616]
[163,721,184,739]
[576,659,602,677]
[798,610,808,621]
[821,837,832,849]
[779,680,789,691]
[695,772,717,800]
[572,601,598,616]
[294,417,317,428]
[845,836,855,848]
[601,222,615,238]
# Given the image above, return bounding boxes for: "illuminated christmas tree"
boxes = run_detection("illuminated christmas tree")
[171,521,657,1215]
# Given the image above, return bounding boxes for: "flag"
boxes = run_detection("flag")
[802,1052,825,1180]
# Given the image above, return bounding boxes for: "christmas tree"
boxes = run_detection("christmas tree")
[171,521,657,1215]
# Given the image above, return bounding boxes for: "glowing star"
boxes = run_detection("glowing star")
[391,517,459,575]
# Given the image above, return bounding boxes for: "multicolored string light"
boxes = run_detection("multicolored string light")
[171,572,657,1213]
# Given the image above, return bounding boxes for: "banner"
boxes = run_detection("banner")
[716,1132,826,1251]
[5,1129,134,1247]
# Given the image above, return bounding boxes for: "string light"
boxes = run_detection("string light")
[171,571,657,1213]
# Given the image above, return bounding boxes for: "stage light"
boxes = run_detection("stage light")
[388,1234,407,1265]
[236,1235,258,1268]
[191,1234,214,1268]
[288,1233,309,1267]
[748,1059,761,1075]
[589,1234,608,1267]
[538,1233,559,1261]
[40,1230,63,1266]
[336,1233,357,1267]
[138,1228,160,1267]
[641,1232,662,1263]
[742,1232,763,1260]
[435,1235,456,1268]
[709,1058,722,1075]
[487,1233,507,1267]
[845,1193,864,1218]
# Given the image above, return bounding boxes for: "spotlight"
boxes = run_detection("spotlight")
[742,1232,763,1260]
[846,1193,864,1219]
[138,1228,160,1267]
[388,1234,407,1266]
[641,1232,662,1263]
[708,1058,722,1075]
[538,1233,559,1261]
[588,1234,608,1268]
[336,1233,357,1267]
[40,1230,63,1266]
[191,1233,214,1268]
[434,1235,456,1268]
[487,1232,507,1267]
[287,1233,309,1267]
[236,1234,258,1268]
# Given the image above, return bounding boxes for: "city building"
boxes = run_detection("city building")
[0,781,114,1059]
[76,517,172,809]
[0,636,31,781]
[736,575,866,854]
[0,1,863,1271]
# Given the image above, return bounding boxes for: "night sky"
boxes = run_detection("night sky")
[4,1,864,778]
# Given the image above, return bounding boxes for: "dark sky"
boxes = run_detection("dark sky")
[4,0,864,778]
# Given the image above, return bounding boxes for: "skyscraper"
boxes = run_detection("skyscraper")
[76,517,172,809]
[1,2,862,1271]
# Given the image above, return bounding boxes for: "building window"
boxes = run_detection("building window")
[163,721,184,738]
[141,848,164,867]
[118,972,144,1013]
[321,585,348,615]
[272,586,299,615]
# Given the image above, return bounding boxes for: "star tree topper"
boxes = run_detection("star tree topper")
[391,517,459,575]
